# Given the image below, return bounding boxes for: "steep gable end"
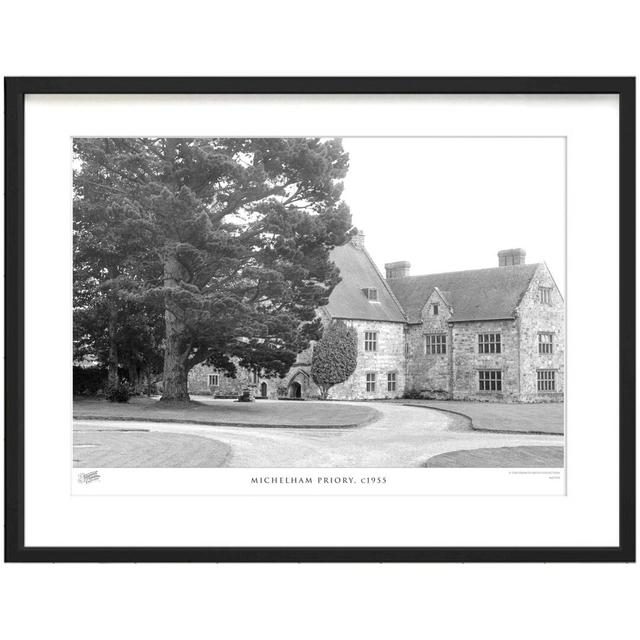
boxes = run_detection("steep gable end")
[420,287,453,321]
[514,262,564,314]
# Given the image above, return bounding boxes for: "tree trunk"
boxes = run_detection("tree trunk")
[161,318,190,400]
[160,245,191,401]
[159,140,192,402]
[128,362,139,394]
[162,356,189,401]
[107,303,119,387]
[106,265,120,388]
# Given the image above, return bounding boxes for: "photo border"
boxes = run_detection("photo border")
[4,76,635,562]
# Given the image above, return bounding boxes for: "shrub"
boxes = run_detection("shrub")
[403,388,423,400]
[311,320,358,399]
[105,380,132,403]
[73,366,108,396]
[421,389,449,400]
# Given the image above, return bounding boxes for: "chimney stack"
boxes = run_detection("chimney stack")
[385,261,411,279]
[497,248,526,267]
[351,230,366,250]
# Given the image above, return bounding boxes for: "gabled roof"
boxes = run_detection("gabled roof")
[387,263,540,323]
[325,241,406,322]
[430,287,452,308]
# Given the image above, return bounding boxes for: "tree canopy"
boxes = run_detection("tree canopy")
[73,137,353,400]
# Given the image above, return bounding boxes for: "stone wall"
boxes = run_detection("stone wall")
[446,264,564,403]
[280,365,321,399]
[450,319,520,401]
[405,289,452,397]
[516,263,565,402]
[326,319,406,400]
[187,265,564,404]
[188,359,279,399]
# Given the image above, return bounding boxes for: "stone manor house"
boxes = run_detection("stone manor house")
[189,233,564,403]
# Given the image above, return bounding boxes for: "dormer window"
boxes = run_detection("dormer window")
[362,287,378,302]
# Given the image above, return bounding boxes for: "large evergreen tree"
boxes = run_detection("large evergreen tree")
[311,320,358,399]
[73,137,352,401]
[74,138,162,387]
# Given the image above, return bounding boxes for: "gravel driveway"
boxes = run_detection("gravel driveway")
[74,401,563,468]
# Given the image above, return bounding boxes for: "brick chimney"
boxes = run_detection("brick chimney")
[385,261,411,279]
[351,230,366,250]
[498,248,526,267]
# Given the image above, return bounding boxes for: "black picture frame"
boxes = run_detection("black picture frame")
[4,77,636,563]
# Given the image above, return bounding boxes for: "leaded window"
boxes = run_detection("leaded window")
[363,287,378,301]
[479,370,502,391]
[538,332,554,354]
[425,333,447,355]
[366,372,376,392]
[478,333,501,354]
[364,331,378,352]
[537,370,556,391]
[539,287,552,304]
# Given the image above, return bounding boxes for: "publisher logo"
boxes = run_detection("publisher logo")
[78,470,101,484]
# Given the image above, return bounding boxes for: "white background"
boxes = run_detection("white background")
[1,2,638,640]
[27,94,612,544]
[343,136,566,289]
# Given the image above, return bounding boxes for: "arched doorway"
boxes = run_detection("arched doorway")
[288,381,302,398]
[260,381,268,398]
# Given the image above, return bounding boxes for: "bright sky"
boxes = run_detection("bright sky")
[341,137,566,294]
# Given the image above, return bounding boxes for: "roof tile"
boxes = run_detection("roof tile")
[325,241,406,322]
[387,264,540,323]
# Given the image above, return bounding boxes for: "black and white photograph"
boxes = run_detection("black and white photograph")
[6,77,632,564]
[72,135,565,472]
[2,3,638,638]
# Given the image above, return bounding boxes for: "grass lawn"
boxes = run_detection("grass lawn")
[73,396,380,428]
[74,428,230,467]
[424,445,564,468]
[394,400,564,435]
